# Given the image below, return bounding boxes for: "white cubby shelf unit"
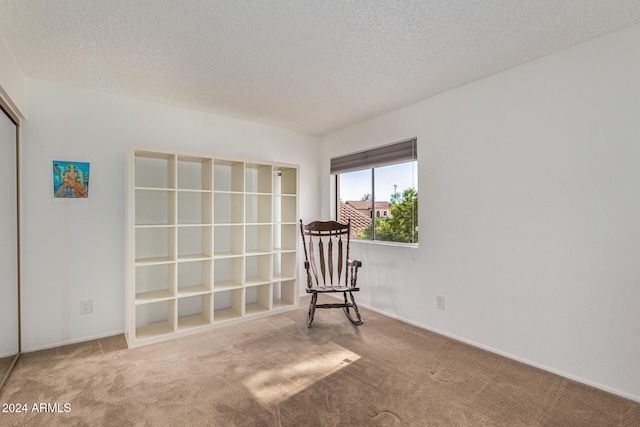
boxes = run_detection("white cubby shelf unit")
[125,148,299,348]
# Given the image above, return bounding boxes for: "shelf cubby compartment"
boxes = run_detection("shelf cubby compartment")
[245,194,272,224]
[213,257,244,290]
[279,195,297,223]
[177,156,212,191]
[178,191,212,225]
[273,280,297,309]
[177,259,212,297]
[135,226,176,264]
[245,254,272,286]
[245,224,272,255]
[245,283,271,315]
[273,223,297,252]
[135,263,176,303]
[177,294,213,331]
[135,189,176,225]
[245,163,272,194]
[213,193,244,224]
[273,252,296,282]
[213,288,244,322]
[177,226,212,261]
[213,224,244,257]
[135,299,176,341]
[134,151,176,189]
[214,160,244,192]
[274,167,296,195]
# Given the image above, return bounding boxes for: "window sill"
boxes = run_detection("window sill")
[350,239,418,249]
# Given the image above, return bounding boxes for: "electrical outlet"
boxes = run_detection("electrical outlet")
[436,295,445,310]
[80,300,93,315]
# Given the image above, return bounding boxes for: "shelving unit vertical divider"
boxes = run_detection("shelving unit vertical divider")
[124,150,135,346]
[205,158,215,324]
[168,154,179,333]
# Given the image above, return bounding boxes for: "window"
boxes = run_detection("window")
[332,138,418,244]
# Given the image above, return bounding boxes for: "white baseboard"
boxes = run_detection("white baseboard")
[22,329,124,353]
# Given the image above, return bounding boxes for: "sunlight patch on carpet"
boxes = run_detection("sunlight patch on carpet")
[243,341,360,405]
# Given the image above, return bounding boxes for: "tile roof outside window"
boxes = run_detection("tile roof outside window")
[339,202,371,238]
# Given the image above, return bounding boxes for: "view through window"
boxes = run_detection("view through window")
[334,140,418,244]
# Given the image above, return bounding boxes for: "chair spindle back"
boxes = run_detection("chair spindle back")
[299,220,351,288]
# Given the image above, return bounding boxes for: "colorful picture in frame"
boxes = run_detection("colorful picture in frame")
[53,160,90,198]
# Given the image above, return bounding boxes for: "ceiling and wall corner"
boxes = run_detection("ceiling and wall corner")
[1,1,640,135]
[0,29,26,119]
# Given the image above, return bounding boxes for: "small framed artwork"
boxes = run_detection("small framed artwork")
[53,160,90,198]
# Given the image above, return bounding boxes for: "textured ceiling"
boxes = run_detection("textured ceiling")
[1,1,640,135]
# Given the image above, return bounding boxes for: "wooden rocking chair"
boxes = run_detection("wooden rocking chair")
[299,219,363,328]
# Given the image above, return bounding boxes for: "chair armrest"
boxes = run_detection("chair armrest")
[347,259,362,287]
[347,259,362,268]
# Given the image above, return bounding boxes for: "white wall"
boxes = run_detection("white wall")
[21,78,321,352]
[321,24,640,401]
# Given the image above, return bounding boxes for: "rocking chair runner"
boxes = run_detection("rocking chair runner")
[299,219,364,327]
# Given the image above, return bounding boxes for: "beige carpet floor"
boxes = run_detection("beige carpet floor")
[1,298,639,426]
[0,355,18,390]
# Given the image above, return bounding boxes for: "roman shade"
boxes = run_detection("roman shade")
[330,138,417,174]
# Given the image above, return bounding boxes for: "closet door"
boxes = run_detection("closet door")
[0,107,18,365]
